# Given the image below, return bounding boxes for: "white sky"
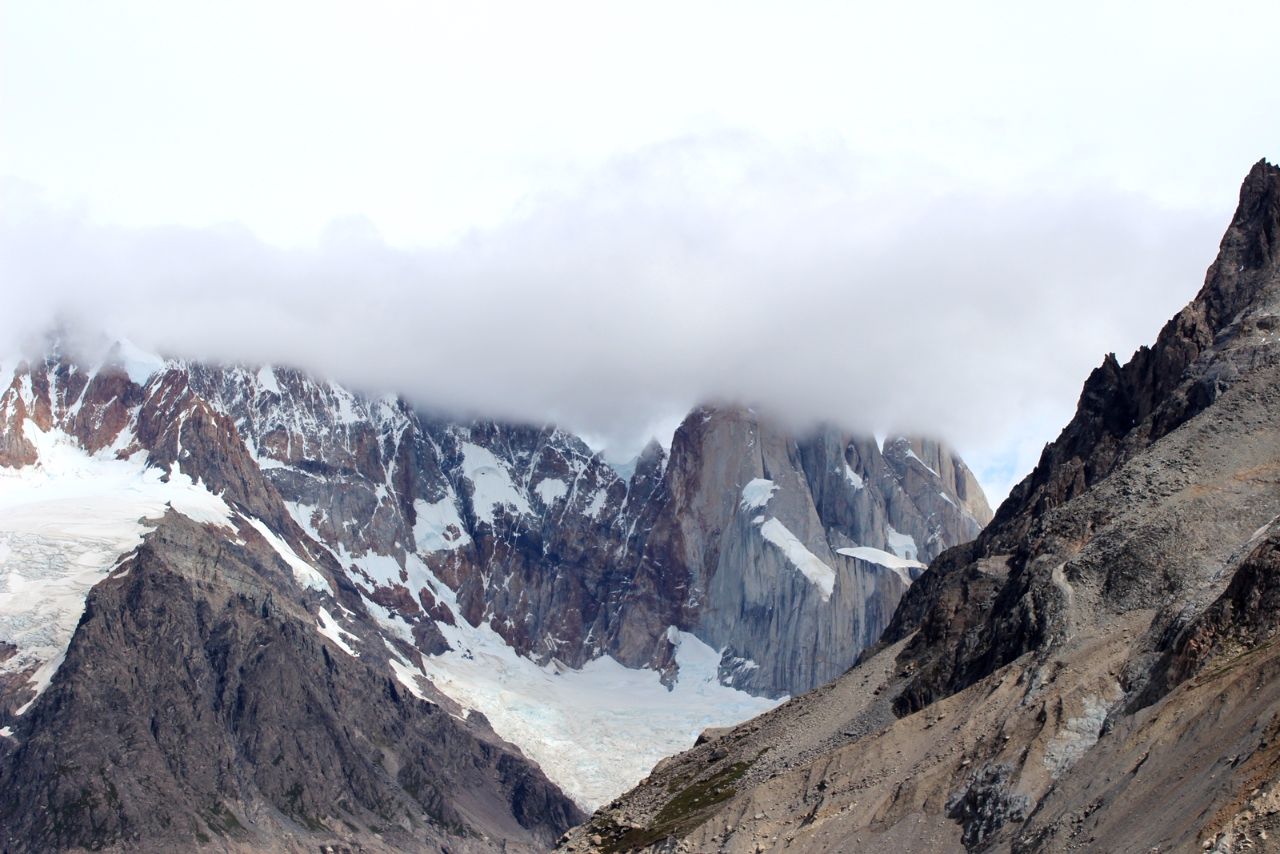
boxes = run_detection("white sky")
[3,0,1279,503]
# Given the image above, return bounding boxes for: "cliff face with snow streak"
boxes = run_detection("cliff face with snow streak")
[0,341,989,850]
[606,408,989,697]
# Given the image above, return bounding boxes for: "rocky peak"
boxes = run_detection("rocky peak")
[613,405,990,697]
[880,160,1280,716]
[991,159,1280,543]
[0,351,583,852]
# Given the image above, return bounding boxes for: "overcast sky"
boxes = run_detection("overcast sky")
[2,1,1278,503]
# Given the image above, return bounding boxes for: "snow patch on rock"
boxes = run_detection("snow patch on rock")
[388,656,430,701]
[758,517,835,599]
[242,516,330,593]
[906,448,940,478]
[583,489,608,519]
[844,463,864,490]
[740,478,778,511]
[460,442,532,525]
[412,497,471,553]
[837,546,924,586]
[885,525,919,561]
[111,338,166,387]
[255,365,281,395]
[534,478,569,505]
[316,607,360,657]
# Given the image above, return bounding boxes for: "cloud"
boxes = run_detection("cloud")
[0,136,1230,502]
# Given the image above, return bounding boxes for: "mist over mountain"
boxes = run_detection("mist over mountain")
[0,140,1226,501]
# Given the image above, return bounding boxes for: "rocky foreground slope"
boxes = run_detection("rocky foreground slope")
[560,160,1280,853]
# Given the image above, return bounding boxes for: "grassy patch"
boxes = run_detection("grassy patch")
[598,760,752,853]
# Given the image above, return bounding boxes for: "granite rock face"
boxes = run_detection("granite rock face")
[617,409,988,696]
[560,160,1280,854]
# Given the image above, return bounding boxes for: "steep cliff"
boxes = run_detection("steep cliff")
[615,408,988,696]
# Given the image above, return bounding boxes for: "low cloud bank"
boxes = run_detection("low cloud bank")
[0,139,1227,502]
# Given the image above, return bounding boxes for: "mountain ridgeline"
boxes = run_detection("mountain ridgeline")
[0,320,989,850]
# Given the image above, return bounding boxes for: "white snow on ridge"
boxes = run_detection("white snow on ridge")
[905,448,941,478]
[843,464,864,490]
[0,423,234,714]
[332,385,362,425]
[255,365,281,395]
[371,574,780,810]
[534,478,569,505]
[740,478,778,511]
[758,518,835,599]
[389,656,430,701]
[836,546,924,586]
[316,607,360,657]
[112,338,166,387]
[243,516,330,593]
[460,442,532,525]
[885,525,919,561]
[412,497,471,553]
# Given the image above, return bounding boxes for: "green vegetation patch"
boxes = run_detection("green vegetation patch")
[598,760,752,853]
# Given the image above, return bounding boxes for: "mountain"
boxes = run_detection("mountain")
[617,409,989,698]
[0,351,583,853]
[559,160,1280,852]
[0,330,989,847]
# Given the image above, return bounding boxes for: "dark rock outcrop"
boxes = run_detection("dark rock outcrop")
[0,513,580,853]
[880,158,1280,715]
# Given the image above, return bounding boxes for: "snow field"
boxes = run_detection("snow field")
[360,556,781,810]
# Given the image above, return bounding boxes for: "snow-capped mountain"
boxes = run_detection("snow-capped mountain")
[0,339,989,851]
